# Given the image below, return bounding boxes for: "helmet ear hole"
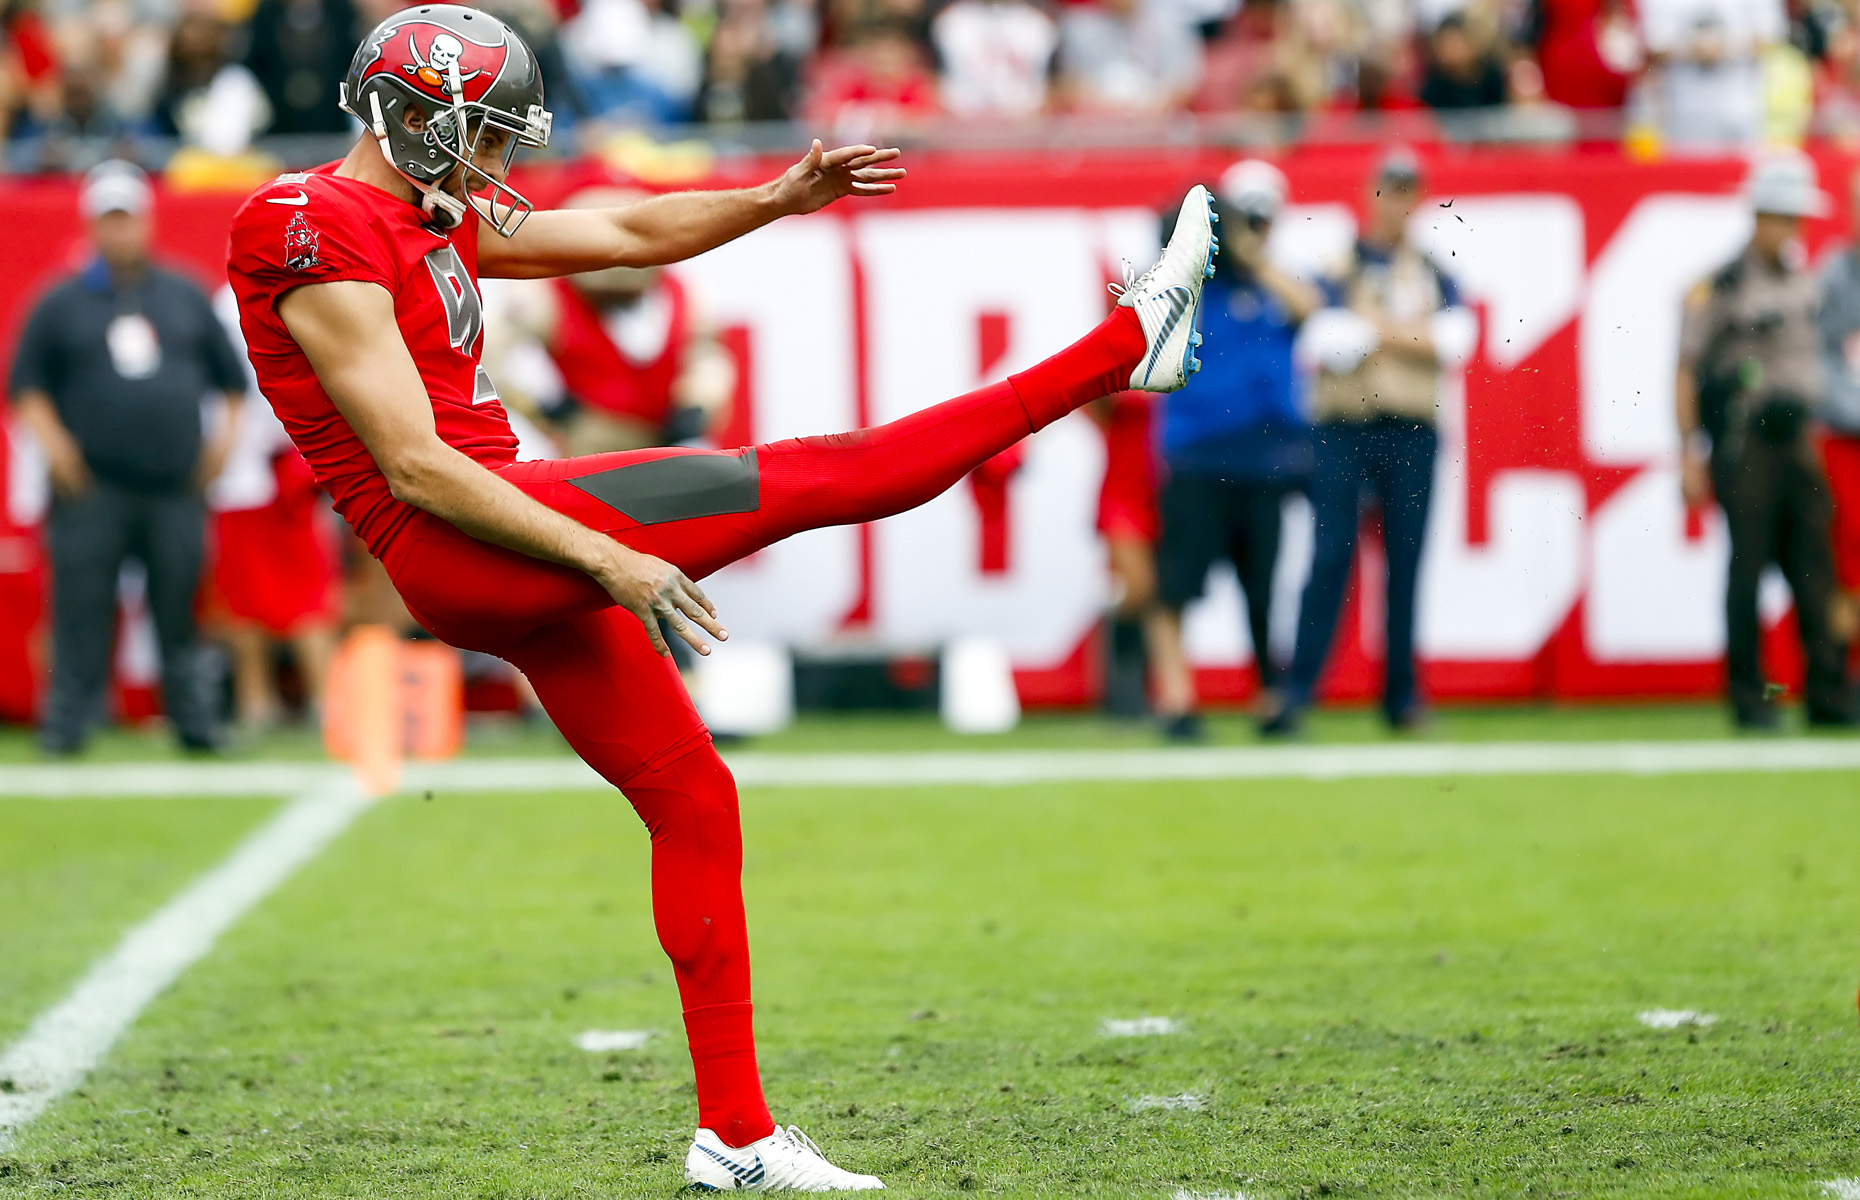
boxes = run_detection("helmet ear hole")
[427,108,462,152]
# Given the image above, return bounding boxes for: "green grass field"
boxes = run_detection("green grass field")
[4,712,1860,1197]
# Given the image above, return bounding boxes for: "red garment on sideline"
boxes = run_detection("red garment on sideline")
[207,451,340,634]
[546,274,689,425]
[1822,431,1860,590]
[1537,0,1638,108]
[1096,392,1159,543]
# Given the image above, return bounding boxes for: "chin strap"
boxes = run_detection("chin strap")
[367,89,468,230]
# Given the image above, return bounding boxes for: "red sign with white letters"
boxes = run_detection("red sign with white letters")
[0,146,1851,719]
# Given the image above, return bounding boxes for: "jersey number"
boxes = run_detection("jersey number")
[423,244,498,406]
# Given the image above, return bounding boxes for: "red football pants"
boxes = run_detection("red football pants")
[381,308,1144,1146]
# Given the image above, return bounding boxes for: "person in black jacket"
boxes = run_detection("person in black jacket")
[7,162,246,754]
[1419,11,1509,110]
[242,0,361,134]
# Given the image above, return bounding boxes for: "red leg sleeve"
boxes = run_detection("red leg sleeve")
[376,310,1147,1146]
[484,307,1146,584]
[622,748,774,1148]
[741,306,1145,554]
[502,610,774,1148]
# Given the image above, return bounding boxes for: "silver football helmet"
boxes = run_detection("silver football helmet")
[339,5,552,235]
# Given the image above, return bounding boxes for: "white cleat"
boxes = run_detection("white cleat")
[684,1124,885,1192]
[1113,184,1218,393]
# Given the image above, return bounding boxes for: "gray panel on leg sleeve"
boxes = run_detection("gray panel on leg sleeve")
[567,449,761,526]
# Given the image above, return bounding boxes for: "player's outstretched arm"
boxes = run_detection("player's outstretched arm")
[277,279,725,657]
[479,140,904,279]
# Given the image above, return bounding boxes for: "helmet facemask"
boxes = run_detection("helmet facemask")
[348,58,551,237]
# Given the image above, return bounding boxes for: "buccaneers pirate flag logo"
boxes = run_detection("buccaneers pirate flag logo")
[355,18,512,103]
[284,212,320,271]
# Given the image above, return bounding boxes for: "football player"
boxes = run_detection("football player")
[226,6,1216,1188]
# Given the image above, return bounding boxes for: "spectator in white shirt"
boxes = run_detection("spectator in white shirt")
[1058,0,1202,112]
[932,0,1058,118]
[1638,0,1784,151]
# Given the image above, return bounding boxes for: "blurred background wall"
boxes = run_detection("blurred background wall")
[0,145,1839,721]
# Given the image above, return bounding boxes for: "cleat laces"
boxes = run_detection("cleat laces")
[1107,258,1161,302]
[779,1125,828,1161]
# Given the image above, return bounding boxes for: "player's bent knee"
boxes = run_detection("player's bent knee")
[622,742,743,842]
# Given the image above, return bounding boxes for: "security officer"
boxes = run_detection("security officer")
[7,161,246,754]
[1678,151,1853,729]
[1814,165,1860,673]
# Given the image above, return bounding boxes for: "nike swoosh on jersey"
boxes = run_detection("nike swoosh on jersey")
[265,191,311,206]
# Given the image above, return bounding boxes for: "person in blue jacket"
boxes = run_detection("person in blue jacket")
[1147,160,1319,741]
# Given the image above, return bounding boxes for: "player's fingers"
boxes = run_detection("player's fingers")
[846,148,903,168]
[632,603,673,657]
[852,167,907,182]
[652,595,711,656]
[671,588,728,642]
[851,183,898,196]
[667,614,711,656]
[822,143,877,166]
[680,574,718,618]
[670,619,712,656]
[657,597,712,655]
[821,143,877,167]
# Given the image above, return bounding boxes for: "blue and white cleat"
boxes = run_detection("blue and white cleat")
[685,1125,885,1192]
[1112,184,1218,393]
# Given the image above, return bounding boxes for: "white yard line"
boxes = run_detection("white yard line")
[4,739,1859,800]
[396,737,1860,789]
[0,776,371,1153]
[0,762,345,798]
[713,739,1860,787]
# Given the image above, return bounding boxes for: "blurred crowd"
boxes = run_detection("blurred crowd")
[10,0,1860,170]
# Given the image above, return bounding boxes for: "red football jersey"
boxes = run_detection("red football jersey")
[226,163,517,559]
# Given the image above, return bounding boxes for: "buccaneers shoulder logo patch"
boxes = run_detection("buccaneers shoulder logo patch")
[284,212,320,272]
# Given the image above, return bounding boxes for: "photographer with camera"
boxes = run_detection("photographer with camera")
[1678,152,1853,728]
[1144,160,1319,740]
[1263,148,1475,737]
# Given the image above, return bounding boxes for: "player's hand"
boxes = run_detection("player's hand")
[595,546,728,657]
[194,433,234,492]
[1681,451,1713,508]
[45,437,91,497]
[773,140,905,215]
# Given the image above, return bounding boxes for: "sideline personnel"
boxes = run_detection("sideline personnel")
[1679,151,1853,729]
[8,161,246,754]
[1148,160,1318,741]
[1815,165,1860,677]
[1264,148,1475,736]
